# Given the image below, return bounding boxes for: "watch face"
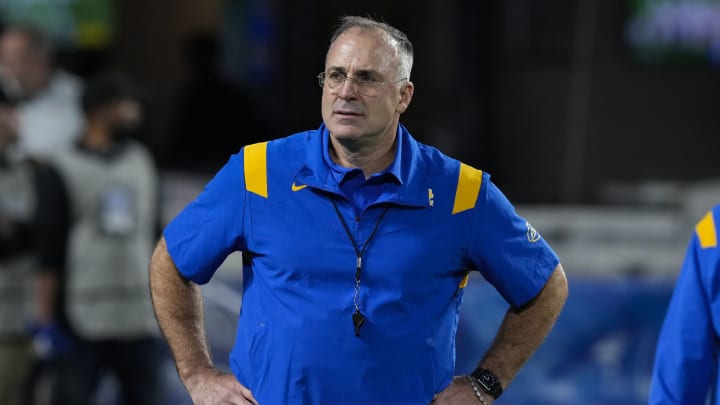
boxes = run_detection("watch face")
[472,368,503,398]
[478,373,496,389]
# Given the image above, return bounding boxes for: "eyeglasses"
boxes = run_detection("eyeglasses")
[317,71,407,96]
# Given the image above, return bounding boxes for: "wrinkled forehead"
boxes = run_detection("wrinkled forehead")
[325,28,400,76]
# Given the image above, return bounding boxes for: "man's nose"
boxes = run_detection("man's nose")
[336,77,358,98]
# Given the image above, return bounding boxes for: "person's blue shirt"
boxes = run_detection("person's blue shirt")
[650,205,720,404]
[163,124,560,404]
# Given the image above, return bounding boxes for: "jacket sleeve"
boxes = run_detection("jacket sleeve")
[466,173,559,308]
[163,151,248,284]
[649,230,717,404]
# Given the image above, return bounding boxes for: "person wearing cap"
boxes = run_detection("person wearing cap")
[48,70,165,405]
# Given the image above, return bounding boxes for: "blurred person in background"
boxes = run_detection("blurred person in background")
[150,15,568,405]
[0,25,84,160]
[48,71,165,405]
[0,84,69,404]
[650,205,720,404]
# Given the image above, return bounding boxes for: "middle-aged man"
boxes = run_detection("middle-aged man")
[150,15,568,405]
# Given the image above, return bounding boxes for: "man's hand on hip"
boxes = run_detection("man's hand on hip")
[184,367,259,405]
[431,376,494,405]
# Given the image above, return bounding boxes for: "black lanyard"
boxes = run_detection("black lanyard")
[330,199,389,337]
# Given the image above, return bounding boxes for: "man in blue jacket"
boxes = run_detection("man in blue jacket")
[149,15,568,405]
[650,205,720,404]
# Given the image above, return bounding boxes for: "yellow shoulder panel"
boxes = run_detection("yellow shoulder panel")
[452,163,483,214]
[243,142,269,198]
[696,210,718,249]
[458,273,470,289]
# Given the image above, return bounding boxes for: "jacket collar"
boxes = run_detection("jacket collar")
[294,124,431,208]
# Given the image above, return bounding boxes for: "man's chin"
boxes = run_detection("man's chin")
[327,123,364,140]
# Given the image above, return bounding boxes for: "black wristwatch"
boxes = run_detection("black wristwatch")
[470,367,503,399]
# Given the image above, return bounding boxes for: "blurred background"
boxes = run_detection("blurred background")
[1,0,718,403]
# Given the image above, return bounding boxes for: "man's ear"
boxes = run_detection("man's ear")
[396,81,414,114]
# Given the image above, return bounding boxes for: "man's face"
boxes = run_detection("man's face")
[0,32,48,97]
[321,28,413,144]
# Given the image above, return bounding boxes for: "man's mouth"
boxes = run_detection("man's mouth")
[334,110,362,117]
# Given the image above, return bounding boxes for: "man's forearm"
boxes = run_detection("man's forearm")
[149,237,214,382]
[478,264,568,389]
